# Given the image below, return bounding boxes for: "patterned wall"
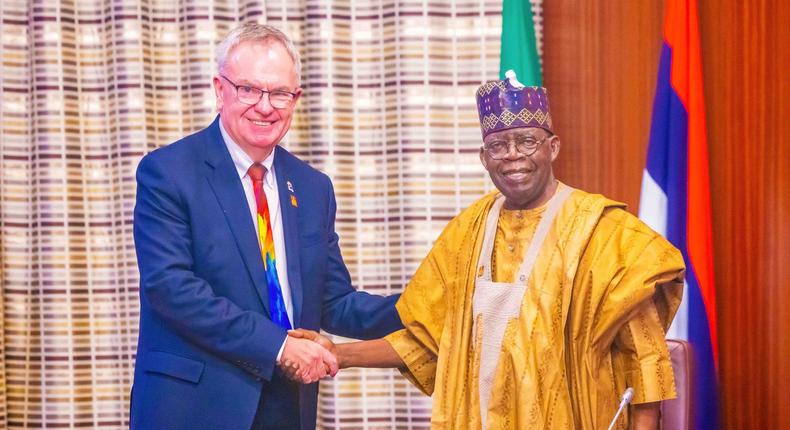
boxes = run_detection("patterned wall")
[0,0,542,428]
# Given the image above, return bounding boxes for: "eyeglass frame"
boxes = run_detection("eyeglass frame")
[219,74,299,109]
[481,133,554,160]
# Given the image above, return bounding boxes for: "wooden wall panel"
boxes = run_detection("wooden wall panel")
[542,1,790,428]
[699,1,790,428]
[542,2,663,207]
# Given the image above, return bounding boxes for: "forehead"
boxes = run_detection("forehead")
[484,127,545,142]
[223,40,297,84]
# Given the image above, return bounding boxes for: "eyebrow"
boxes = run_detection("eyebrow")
[232,79,295,92]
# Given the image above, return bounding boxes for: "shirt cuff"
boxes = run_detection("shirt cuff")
[276,337,287,363]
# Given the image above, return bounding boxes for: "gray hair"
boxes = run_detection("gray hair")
[215,22,302,86]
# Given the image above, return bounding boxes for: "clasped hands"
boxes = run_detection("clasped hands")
[277,329,337,384]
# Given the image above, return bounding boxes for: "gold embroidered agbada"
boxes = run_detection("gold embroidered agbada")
[385,186,684,429]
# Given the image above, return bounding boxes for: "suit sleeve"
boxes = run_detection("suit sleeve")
[318,176,403,339]
[134,153,286,380]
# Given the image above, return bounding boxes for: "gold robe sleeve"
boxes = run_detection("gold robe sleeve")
[385,329,437,395]
[384,216,458,396]
[384,195,493,397]
[592,208,686,404]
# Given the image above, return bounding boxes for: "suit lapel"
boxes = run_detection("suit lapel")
[274,146,304,328]
[202,117,270,316]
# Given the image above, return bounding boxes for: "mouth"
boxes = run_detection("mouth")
[501,168,532,181]
[248,119,274,128]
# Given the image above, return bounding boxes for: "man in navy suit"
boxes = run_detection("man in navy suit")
[130,23,402,429]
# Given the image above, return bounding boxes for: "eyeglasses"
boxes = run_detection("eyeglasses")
[482,134,552,160]
[220,74,298,109]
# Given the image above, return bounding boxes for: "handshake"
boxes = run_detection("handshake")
[277,329,339,384]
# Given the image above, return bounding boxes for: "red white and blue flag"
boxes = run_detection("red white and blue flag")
[638,0,719,428]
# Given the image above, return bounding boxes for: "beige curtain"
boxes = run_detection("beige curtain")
[0,0,542,428]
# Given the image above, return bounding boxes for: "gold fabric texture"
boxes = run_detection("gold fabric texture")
[493,206,545,283]
[386,187,684,429]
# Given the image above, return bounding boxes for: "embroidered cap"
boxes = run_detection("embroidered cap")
[475,70,554,139]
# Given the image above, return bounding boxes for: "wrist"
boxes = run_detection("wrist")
[335,343,349,369]
[275,336,288,364]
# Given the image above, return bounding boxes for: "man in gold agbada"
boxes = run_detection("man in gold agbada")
[291,72,684,429]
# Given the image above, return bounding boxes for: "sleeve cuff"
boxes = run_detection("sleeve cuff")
[627,357,678,404]
[276,337,287,363]
[385,329,437,396]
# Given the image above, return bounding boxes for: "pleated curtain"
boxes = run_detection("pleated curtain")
[0,0,542,427]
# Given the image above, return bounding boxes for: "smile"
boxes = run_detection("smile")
[250,119,272,127]
[502,169,531,181]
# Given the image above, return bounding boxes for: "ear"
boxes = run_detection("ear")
[479,147,489,170]
[549,135,561,162]
[212,75,224,110]
[292,87,303,105]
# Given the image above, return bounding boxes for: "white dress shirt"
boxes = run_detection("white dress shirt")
[219,121,292,360]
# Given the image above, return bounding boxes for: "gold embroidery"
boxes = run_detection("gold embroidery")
[481,108,554,133]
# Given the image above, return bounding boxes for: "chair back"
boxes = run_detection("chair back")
[660,339,695,429]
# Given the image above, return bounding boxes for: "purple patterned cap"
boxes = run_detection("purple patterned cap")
[475,70,553,139]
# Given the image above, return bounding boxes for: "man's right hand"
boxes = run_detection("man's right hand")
[278,335,337,384]
[288,329,335,353]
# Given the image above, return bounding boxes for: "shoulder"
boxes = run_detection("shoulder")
[565,186,626,214]
[451,192,498,226]
[560,185,636,230]
[590,206,683,267]
[559,184,682,265]
[434,192,498,243]
[138,125,213,172]
[598,207,662,243]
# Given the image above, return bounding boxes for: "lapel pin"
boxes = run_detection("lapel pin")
[290,195,298,207]
[287,181,294,193]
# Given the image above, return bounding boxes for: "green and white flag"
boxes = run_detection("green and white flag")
[499,0,542,85]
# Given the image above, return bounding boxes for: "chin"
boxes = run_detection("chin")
[250,142,278,153]
[246,131,280,147]
[502,183,535,198]
[502,188,541,208]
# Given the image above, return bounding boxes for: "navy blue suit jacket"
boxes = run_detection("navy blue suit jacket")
[130,117,402,429]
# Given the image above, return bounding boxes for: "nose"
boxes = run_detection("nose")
[503,141,525,160]
[253,92,275,114]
